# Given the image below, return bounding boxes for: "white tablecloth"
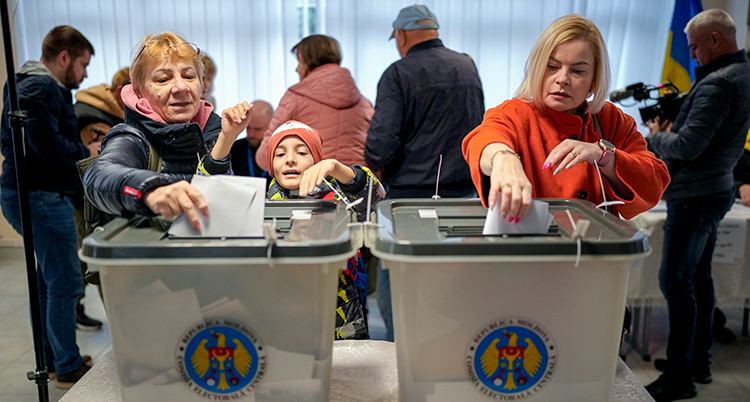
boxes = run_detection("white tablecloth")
[60,340,653,402]
[627,200,750,308]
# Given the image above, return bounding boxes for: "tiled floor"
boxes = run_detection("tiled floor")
[0,245,748,401]
[0,247,110,402]
[622,306,750,401]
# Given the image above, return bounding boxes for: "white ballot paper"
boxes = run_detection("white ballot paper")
[483,199,553,235]
[168,175,266,237]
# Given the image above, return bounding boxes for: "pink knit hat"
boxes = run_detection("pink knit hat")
[267,121,324,177]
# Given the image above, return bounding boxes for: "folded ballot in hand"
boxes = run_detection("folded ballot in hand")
[168,175,267,237]
[483,199,553,235]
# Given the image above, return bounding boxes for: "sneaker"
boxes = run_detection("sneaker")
[55,360,92,389]
[646,374,697,402]
[48,355,92,381]
[76,303,103,332]
[654,358,712,384]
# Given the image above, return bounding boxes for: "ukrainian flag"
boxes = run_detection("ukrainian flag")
[661,0,703,93]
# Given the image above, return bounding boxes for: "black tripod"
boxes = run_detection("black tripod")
[0,0,50,400]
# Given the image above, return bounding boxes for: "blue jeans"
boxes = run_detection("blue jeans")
[659,189,734,380]
[1,187,84,376]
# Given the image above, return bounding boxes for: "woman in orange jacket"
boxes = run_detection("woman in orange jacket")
[462,14,669,221]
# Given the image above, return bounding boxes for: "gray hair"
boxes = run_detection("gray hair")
[684,9,736,39]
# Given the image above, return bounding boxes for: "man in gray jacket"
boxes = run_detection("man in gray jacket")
[646,9,750,402]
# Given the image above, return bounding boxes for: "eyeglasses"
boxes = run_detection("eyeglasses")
[134,41,200,62]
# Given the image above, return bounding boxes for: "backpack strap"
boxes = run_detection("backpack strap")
[143,141,169,231]
[146,141,162,172]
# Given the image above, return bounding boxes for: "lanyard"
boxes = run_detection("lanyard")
[247,145,267,178]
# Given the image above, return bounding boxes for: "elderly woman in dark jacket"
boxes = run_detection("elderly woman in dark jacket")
[83,32,251,230]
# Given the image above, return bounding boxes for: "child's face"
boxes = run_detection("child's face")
[273,135,315,190]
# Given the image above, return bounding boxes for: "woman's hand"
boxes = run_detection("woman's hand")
[298,159,355,197]
[544,139,633,201]
[211,102,254,160]
[740,184,750,206]
[544,139,602,175]
[481,144,532,222]
[144,180,208,231]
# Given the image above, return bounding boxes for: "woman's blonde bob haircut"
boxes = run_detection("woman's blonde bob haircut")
[130,32,203,95]
[515,14,611,115]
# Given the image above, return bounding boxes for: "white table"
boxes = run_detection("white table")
[60,340,654,402]
[627,200,750,359]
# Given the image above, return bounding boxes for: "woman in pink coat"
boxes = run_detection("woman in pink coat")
[256,35,374,171]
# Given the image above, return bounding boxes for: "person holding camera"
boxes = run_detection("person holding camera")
[646,9,750,402]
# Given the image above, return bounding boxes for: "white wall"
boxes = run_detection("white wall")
[7,0,675,113]
[703,0,748,50]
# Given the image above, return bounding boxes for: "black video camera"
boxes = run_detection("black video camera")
[609,82,686,122]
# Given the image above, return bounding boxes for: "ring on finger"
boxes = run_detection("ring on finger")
[571,150,579,157]
[500,183,511,189]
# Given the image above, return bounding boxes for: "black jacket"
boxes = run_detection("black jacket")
[0,62,89,195]
[650,50,750,200]
[364,39,484,198]
[83,106,228,216]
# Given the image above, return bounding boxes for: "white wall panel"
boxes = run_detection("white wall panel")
[11,0,678,128]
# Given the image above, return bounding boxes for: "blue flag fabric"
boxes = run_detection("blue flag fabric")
[662,0,703,93]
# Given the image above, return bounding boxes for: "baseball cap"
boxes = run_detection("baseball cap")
[390,5,439,40]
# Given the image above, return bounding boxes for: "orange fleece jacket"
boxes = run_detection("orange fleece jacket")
[462,99,670,219]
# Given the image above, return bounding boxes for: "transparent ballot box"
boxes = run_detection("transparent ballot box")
[80,200,355,402]
[369,199,649,402]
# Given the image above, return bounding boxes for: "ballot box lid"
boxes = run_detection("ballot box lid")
[372,198,648,257]
[81,200,354,260]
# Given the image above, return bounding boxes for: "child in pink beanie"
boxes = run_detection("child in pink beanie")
[266,121,385,339]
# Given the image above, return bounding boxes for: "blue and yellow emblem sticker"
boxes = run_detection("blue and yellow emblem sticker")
[176,319,266,399]
[465,317,557,399]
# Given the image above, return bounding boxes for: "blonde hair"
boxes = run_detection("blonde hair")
[515,14,610,114]
[130,32,203,94]
[110,67,130,89]
[201,53,216,78]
